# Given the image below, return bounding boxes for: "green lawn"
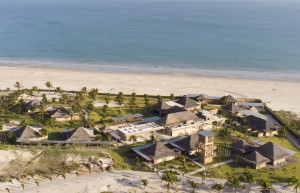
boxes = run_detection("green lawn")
[159,158,201,173]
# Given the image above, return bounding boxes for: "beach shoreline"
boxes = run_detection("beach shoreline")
[1,65,300,116]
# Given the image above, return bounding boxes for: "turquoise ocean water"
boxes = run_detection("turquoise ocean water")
[0,0,300,80]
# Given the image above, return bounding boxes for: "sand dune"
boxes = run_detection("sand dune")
[1,65,300,116]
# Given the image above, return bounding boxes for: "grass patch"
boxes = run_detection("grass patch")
[159,158,201,173]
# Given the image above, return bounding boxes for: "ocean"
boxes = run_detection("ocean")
[0,0,300,80]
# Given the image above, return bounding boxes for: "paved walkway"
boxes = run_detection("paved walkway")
[286,130,300,150]
[189,159,234,175]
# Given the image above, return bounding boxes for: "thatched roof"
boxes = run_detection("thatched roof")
[51,106,72,118]
[247,115,277,133]
[164,106,187,115]
[158,111,198,126]
[242,151,270,165]
[174,134,199,151]
[66,127,96,141]
[222,103,240,114]
[13,125,43,140]
[257,142,291,161]
[230,140,252,154]
[196,94,207,101]
[176,97,199,109]
[101,125,113,133]
[227,95,237,103]
[152,101,172,113]
[24,99,41,110]
[140,142,178,160]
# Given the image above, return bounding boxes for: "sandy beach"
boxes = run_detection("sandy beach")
[1,170,293,193]
[1,65,300,116]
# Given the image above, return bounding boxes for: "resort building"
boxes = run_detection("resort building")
[11,125,47,142]
[23,99,41,113]
[152,101,172,116]
[131,130,216,164]
[256,142,292,165]
[63,127,96,141]
[225,95,238,104]
[175,96,200,111]
[50,106,79,121]
[198,130,216,164]
[110,121,164,141]
[230,140,295,169]
[196,94,208,103]
[222,103,241,116]
[133,141,181,164]
[247,115,278,137]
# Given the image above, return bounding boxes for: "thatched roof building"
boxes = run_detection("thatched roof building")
[158,111,199,126]
[140,142,179,161]
[174,134,199,152]
[12,125,44,141]
[152,101,172,115]
[175,97,199,110]
[227,95,237,103]
[163,106,187,115]
[242,151,270,165]
[24,99,41,112]
[65,127,96,141]
[101,125,113,134]
[222,103,240,114]
[196,94,207,102]
[230,140,252,154]
[247,115,278,133]
[51,106,72,118]
[256,142,291,162]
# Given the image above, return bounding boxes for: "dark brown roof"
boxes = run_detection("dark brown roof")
[196,94,207,101]
[242,151,270,165]
[13,125,43,140]
[227,95,237,103]
[158,111,199,126]
[152,101,172,113]
[247,115,277,133]
[51,106,72,118]
[174,134,199,151]
[140,142,179,160]
[164,106,187,115]
[176,97,199,109]
[66,127,96,141]
[222,103,240,114]
[257,142,291,161]
[230,140,252,154]
[24,99,41,110]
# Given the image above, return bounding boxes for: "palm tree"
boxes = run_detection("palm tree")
[226,176,243,193]
[212,121,218,130]
[21,183,25,189]
[287,176,300,193]
[132,135,137,143]
[45,81,53,91]
[199,171,206,184]
[260,179,274,193]
[5,188,10,193]
[221,96,229,104]
[170,93,175,100]
[218,127,232,147]
[150,135,156,143]
[115,92,125,110]
[162,171,178,193]
[105,93,111,104]
[141,179,148,190]
[211,183,224,193]
[180,154,186,166]
[243,171,256,193]
[32,86,38,94]
[277,127,287,146]
[157,95,162,103]
[189,180,197,193]
[14,81,22,91]
[81,87,87,93]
